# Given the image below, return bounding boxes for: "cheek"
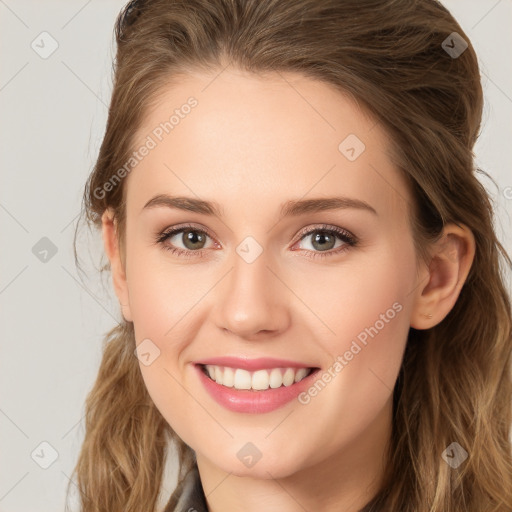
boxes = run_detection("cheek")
[124,239,213,419]
[125,237,200,343]
[292,236,416,356]
[126,249,198,435]
[295,238,414,383]
[294,241,415,442]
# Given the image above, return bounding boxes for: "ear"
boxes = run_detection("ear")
[101,208,133,322]
[410,222,475,329]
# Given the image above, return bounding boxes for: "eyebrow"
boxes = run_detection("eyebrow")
[142,194,377,217]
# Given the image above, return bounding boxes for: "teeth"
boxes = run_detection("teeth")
[269,368,283,388]
[214,366,223,385]
[282,368,295,386]
[234,369,252,390]
[223,366,235,387]
[294,368,309,382]
[252,369,270,390]
[203,365,312,391]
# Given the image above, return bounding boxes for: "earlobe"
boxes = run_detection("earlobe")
[410,223,475,330]
[101,208,133,322]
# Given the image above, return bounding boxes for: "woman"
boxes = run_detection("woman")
[68,0,512,511]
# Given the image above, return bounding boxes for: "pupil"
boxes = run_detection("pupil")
[313,232,335,251]
[185,230,205,249]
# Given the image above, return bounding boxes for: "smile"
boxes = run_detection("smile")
[201,364,313,391]
[193,357,320,413]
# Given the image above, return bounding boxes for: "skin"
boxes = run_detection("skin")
[101,66,475,512]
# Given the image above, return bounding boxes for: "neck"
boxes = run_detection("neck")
[196,397,392,512]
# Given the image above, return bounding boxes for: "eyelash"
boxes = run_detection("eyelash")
[155,222,358,260]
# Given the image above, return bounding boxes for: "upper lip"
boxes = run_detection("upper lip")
[194,356,317,371]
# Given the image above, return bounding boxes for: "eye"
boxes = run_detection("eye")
[291,224,358,260]
[155,223,215,259]
[155,223,358,260]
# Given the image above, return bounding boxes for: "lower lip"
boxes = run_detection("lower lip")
[194,364,319,414]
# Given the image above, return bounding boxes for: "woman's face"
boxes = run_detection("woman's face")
[109,67,424,479]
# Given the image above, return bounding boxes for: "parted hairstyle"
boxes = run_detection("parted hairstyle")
[68,0,512,511]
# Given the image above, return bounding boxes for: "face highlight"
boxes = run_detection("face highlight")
[107,67,423,485]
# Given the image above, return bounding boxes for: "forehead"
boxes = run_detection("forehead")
[125,67,410,219]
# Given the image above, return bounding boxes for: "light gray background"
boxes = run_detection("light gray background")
[1,1,511,511]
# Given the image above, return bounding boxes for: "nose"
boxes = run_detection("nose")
[211,246,290,341]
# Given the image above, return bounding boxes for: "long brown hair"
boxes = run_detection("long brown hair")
[68,1,512,510]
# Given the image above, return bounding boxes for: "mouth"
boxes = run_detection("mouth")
[198,363,317,391]
[194,360,321,413]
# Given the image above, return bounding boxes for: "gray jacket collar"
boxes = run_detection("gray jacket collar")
[167,466,208,512]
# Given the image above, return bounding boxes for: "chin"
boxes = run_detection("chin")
[206,448,306,480]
